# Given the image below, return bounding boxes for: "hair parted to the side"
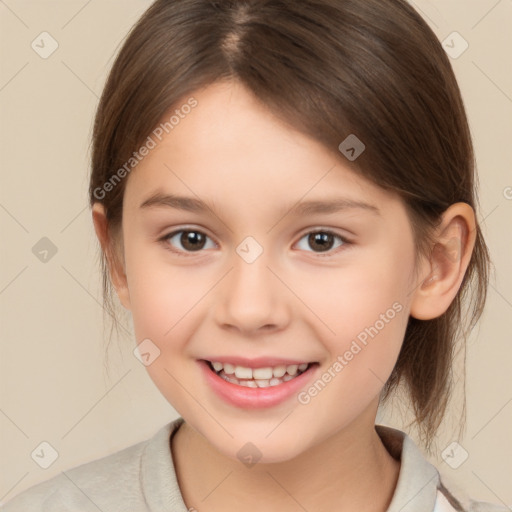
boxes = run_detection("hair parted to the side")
[89,0,491,449]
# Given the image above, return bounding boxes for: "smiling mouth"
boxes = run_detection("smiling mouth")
[204,360,317,388]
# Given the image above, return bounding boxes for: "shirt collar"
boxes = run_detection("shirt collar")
[140,418,441,512]
[376,424,441,512]
[140,417,188,512]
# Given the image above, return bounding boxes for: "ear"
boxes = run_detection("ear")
[91,202,131,310]
[410,202,477,320]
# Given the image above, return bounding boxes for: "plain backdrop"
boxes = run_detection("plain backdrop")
[0,0,511,507]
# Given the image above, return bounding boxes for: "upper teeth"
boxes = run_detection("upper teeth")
[211,361,309,379]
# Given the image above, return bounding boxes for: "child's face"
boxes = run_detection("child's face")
[117,80,419,462]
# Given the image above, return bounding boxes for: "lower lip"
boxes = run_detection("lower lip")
[198,360,318,409]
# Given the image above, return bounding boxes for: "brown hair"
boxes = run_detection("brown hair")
[89,0,490,448]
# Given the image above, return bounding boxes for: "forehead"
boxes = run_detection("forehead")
[123,80,402,219]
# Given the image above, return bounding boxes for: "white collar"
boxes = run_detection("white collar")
[140,418,453,511]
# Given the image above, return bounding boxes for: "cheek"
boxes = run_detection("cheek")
[123,237,205,346]
[294,245,412,400]
[122,242,211,412]
[298,296,408,434]
[293,246,412,346]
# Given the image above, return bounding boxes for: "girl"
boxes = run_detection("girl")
[2,0,508,511]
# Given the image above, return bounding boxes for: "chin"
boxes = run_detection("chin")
[208,424,315,465]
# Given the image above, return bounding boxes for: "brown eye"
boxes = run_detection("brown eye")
[296,230,349,255]
[162,229,215,254]
[308,232,335,252]
[181,231,206,251]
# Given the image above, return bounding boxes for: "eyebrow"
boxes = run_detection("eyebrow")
[139,192,381,217]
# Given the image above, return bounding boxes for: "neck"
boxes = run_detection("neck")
[171,404,400,512]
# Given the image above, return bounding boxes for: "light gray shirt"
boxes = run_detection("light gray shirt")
[1,417,507,511]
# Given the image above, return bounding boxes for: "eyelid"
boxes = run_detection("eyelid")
[293,228,353,257]
[295,226,353,241]
[158,226,218,257]
[158,226,354,257]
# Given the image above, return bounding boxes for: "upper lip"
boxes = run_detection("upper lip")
[200,356,316,368]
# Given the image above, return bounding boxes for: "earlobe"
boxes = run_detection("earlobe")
[410,202,476,321]
[91,203,131,310]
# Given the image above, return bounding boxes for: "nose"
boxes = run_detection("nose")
[213,249,291,336]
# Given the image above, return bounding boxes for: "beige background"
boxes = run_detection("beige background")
[0,0,511,507]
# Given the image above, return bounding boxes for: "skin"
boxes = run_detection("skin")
[92,80,476,512]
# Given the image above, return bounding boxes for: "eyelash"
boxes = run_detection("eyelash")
[158,227,352,258]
